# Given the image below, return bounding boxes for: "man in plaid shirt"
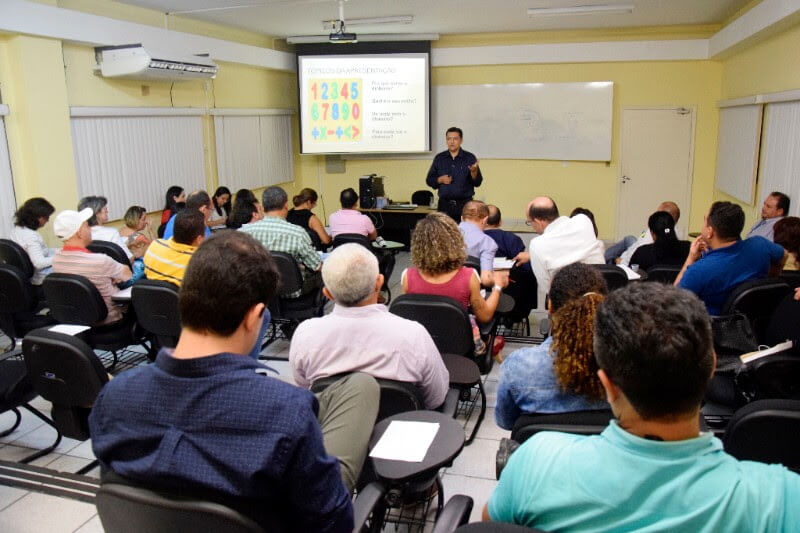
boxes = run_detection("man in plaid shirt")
[240,186,322,298]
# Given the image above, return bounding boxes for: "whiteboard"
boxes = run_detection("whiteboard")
[714,105,762,204]
[433,82,613,161]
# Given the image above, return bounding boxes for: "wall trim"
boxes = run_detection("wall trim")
[718,88,800,107]
[70,107,207,117]
[709,0,800,58]
[210,108,294,116]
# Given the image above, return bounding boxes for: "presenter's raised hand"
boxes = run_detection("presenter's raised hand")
[469,160,480,178]
[438,175,453,185]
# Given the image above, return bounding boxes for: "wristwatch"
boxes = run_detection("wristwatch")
[492,284,503,292]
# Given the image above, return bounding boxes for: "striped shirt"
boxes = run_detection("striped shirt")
[239,216,322,298]
[52,246,125,324]
[143,238,197,287]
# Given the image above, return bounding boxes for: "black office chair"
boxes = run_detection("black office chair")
[723,399,800,473]
[779,270,800,289]
[591,264,627,291]
[720,278,791,344]
[389,294,487,444]
[0,238,36,275]
[765,292,800,353]
[88,240,131,266]
[43,273,142,370]
[265,252,323,348]
[23,327,109,471]
[312,375,425,423]
[132,279,181,351]
[453,523,544,533]
[645,264,682,284]
[511,409,614,444]
[330,233,396,303]
[411,190,434,207]
[430,495,473,533]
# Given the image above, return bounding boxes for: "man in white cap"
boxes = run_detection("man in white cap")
[52,208,131,324]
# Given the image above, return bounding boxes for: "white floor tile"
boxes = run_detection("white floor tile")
[0,491,97,533]
[45,455,100,478]
[65,440,95,461]
[73,515,104,533]
[469,408,510,442]
[0,411,45,445]
[0,485,27,512]
[447,438,499,479]
[9,424,82,455]
[0,444,54,463]
[440,473,497,524]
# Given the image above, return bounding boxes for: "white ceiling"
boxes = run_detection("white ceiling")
[118,0,754,39]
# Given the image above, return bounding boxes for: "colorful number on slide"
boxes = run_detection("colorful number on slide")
[309,79,363,142]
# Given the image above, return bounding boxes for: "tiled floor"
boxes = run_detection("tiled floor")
[0,251,538,532]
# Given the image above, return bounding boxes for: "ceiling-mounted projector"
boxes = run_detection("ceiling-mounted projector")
[94,44,218,81]
[329,30,358,43]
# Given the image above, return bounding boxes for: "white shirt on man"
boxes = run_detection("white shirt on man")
[530,214,605,295]
[289,303,449,409]
[91,225,133,259]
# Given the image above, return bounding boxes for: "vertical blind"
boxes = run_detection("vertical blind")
[0,117,17,237]
[759,101,800,216]
[214,114,294,192]
[70,116,207,220]
[714,105,763,204]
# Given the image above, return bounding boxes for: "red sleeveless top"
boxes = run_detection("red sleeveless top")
[405,267,472,310]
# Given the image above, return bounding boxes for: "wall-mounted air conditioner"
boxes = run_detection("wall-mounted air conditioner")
[94,44,218,81]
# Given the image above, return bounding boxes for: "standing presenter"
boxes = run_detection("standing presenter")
[426,127,483,222]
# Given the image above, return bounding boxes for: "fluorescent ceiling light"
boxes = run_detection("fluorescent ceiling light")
[322,15,413,30]
[527,4,634,17]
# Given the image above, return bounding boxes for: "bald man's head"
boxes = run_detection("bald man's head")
[658,201,680,223]
[528,196,559,223]
[486,205,502,227]
[462,200,489,222]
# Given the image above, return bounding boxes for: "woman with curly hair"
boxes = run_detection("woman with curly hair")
[402,212,508,354]
[495,262,609,430]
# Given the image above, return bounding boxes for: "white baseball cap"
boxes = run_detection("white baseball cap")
[54,208,93,241]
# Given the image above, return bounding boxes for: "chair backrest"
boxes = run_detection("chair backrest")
[411,190,434,206]
[43,273,108,326]
[88,240,130,266]
[464,256,481,278]
[23,327,108,439]
[765,293,800,354]
[723,399,800,473]
[0,264,36,314]
[311,374,425,422]
[269,252,303,298]
[510,410,614,444]
[389,294,474,359]
[749,351,800,400]
[590,264,627,291]
[132,279,181,347]
[779,270,800,289]
[721,278,791,342]
[645,264,681,284]
[454,523,544,533]
[96,482,267,533]
[0,238,34,279]
[330,232,372,252]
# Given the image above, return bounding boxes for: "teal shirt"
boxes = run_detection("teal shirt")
[489,421,800,532]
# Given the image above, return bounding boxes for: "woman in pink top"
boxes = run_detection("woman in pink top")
[402,212,508,354]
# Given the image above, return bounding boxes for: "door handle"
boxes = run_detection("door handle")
[621,175,630,183]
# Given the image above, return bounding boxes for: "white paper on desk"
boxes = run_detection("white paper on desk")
[49,324,90,335]
[113,286,132,299]
[369,421,440,462]
[493,257,515,270]
[617,264,642,280]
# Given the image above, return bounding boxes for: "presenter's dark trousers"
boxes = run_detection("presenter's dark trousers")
[438,197,471,223]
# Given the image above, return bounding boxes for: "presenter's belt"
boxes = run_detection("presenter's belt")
[438,197,472,222]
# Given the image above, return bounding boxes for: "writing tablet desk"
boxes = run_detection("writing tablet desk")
[358,207,436,249]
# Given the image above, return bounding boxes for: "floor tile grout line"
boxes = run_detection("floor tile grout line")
[0,489,31,513]
[72,512,99,532]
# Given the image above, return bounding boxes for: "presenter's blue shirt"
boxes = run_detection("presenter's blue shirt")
[489,421,800,532]
[425,148,482,200]
[677,236,785,315]
[163,213,211,240]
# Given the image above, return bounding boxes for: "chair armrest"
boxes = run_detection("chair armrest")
[352,481,386,533]
[431,495,474,533]
[440,388,460,417]
[495,438,520,480]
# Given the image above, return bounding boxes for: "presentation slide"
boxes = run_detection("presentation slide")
[298,53,430,154]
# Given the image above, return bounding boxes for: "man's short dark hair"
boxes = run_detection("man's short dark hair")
[179,232,279,337]
[707,201,744,241]
[486,205,501,226]
[340,188,359,209]
[570,207,598,237]
[173,210,206,245]
[771,191,790,215]
[446,126,463,139]
[594,283,714,420]
[186,191,211,211]
[529,198,559,223]
[262,186,288,212]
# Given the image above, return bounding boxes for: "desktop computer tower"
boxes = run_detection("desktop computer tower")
[359,175,384,208]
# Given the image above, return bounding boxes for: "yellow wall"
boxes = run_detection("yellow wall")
[299,60,722,239]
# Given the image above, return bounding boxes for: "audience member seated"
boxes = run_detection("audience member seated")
[9,197,56,294]
[459,200,498,286]
[240,186,322,298]
[143,210,206,287]
[119,205,153,243]
[161,185,185,225]
[615,201,681,266]
[208,186,231,229]
[52,208,131,324]
[78,196,133,260]
[163,191,213,240]
[226,189,262,230]
[89,231,379,531]
[290,243,449,409]
[402,212,508,355]
[485,205,537,321]
[675,201,787,315]
[569,207,599,237]
[485,283,800,531]
[287,188,331,250]
[120,232,148,289]
[629,211,691,272]
[495,263,608,430]
[513,196,604,296]
[328,188,377,239]
[774,216,800,271]
[746,191,789,241]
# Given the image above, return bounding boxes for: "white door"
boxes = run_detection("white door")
[617,108,694,239]
[0,117,17,237]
